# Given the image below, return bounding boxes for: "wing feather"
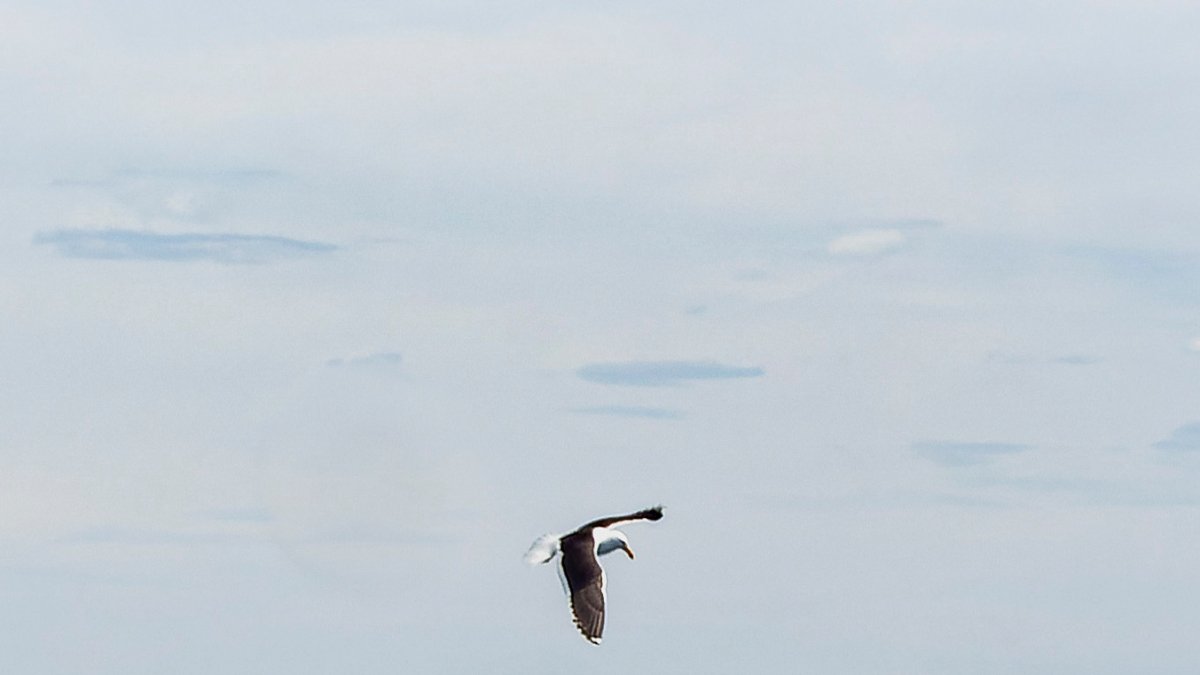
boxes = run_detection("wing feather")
[523,533,561,565]
[560,531,605,644]
[581,505,664,530]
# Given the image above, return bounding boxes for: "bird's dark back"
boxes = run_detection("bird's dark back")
[559,530,602,590]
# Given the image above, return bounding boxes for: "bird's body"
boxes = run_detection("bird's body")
[525,506,664,644]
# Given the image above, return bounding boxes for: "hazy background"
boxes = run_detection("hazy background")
[3,1,1199,672]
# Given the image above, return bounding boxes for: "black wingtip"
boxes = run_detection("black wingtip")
[641,505,665,521]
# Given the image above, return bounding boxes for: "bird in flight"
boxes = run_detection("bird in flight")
[524,506,664,644]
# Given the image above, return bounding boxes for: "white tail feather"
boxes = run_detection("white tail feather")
[523,533,560,565]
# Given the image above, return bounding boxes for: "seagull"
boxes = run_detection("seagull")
[524,506,664,644]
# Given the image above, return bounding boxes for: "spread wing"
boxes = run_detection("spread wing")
[559,531,605,644]
[582,505,664,530]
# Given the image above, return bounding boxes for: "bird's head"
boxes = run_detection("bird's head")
[595,528,635,559]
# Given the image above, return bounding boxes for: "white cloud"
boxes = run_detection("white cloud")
[827,228,906,256]
[1189,337,1200,352]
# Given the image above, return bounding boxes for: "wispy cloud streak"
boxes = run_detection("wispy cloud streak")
[576,360,765,386]
[326,352,403,369]
[986,351,1102,367]
[568,405,684,420]
[34,229,337,263]
[827,228,905,256]
[1153,422,1200,452]
[1050,355,1101,366]
[50,167,287,188]
[1065,246,1200,306]
[199,507,275,523]
[913,440,1031,467]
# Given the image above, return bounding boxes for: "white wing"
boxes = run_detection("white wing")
[523,533,561,565]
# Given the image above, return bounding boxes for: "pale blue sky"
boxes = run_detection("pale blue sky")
[3,1,1200,673]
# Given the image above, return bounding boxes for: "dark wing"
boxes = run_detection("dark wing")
[581,505,664,530]
[559,531,605,644]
